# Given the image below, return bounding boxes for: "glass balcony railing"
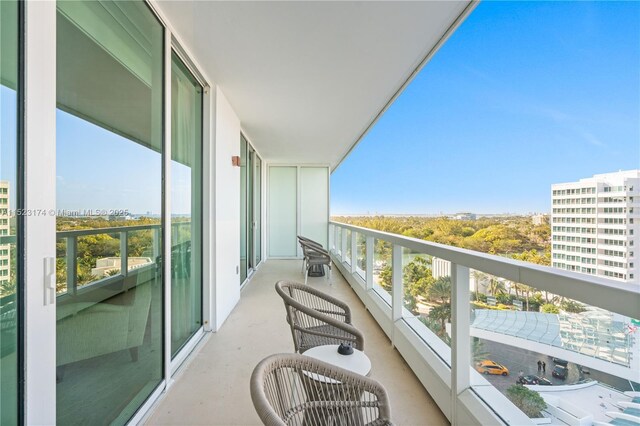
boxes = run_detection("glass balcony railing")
[56,223,162,296]
[329,220,640,425]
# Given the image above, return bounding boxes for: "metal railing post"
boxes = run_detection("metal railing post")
[341,228,348,263]
[66,236,77,294]
[153,226,161,260]
[350,232,357,273]
[365,236,374,290]
[391,244,403,321]
[120,231,128,276]
[451,263,470,423]
[391,244,403,347]
[328,224,334,252]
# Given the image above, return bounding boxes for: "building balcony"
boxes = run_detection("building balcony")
[146,221,639,425]
[145,259,447,425]
[2,1,639,425]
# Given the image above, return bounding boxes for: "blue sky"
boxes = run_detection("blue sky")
[330,1,640,215]
[56,110,163,214]
[1,2,638,216]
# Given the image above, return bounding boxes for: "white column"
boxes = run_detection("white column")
[350,231,357,273]
[163,28,173,387]
[451,263,471,423]
[341,228,348,263]
[391,244,403,321]
[365,236,374,290]
[24,1,57,423]
[202,84,214,332]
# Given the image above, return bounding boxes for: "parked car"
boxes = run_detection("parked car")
[517,375,539,385]
[578,365,590,375]
[475,360,509,376]
[536,376,553,386]
[552,358,569,366]
[552,365,567,379]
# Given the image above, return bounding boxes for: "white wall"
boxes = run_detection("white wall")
[267,165,330,259]
[300,167,329,248]
[213,87,241,330]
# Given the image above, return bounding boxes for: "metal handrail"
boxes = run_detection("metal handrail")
[329,220,640,424]
[56,221,191,295]
[330,220,640,319]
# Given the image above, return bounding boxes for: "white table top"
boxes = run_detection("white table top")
[303,344,371,381]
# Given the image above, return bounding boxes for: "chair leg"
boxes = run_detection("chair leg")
[304,266,309,285]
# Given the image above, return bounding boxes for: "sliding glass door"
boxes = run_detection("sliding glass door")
[0,1,20,424]
[241,136,262,284]
[240,136,248,283]
[55,2,164,424]
[170,51,203,357]
[255,155,262,265]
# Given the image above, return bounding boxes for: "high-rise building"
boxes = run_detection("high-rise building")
[551,170,640,283]
[0,181,10,287]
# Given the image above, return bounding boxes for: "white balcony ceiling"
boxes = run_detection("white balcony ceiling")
[156,1,472,168]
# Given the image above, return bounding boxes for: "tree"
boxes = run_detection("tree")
[540,303,559,314]
[505,385,546,418]
[427,304,451,338]
[379,264,392,292]
[514,283,533,311]
[426,276,451,305]
[471,270,485,301]
[561,300,586,314]
[488,279,506,296]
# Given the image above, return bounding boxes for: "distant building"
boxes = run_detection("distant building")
[432,257,451,278]
[531,213,549,225]
[451,212,476,221]
[0,181,11,288]
[551,170,640,283]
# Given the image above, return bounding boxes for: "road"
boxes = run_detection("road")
[476,339,637,393]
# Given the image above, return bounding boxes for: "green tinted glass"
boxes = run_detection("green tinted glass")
[0,1,19,424]
[56,1,164,424]
[170,52,203,357]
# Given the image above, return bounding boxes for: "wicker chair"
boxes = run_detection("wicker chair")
[298,238,332,285]
[297,236,324,273]
[275,281,364,353]
[251,353,393,426]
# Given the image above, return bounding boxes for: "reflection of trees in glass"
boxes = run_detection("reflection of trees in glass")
[55,217,161,289]
[0,280,16,298]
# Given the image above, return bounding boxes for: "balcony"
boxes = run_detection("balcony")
[145,259,447,425]
[3,1,640,425]
[138,221,640,425]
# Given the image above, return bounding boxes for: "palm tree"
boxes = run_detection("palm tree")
[471,270,485,300]
[427,276,451,305]
[487,279,506,297]
[428,304,451,338]
[511,281,520,299]
[515,283,533,311]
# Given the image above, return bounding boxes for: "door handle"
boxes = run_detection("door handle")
[44,257,55,305]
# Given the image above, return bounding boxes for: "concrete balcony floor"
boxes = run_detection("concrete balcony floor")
[146,259,448,425]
